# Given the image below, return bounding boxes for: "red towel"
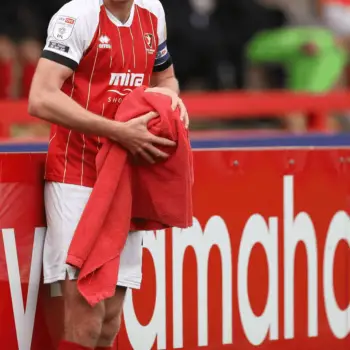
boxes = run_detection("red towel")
[66,87,193,306]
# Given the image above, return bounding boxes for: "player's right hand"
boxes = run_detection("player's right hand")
[116,111,176,164]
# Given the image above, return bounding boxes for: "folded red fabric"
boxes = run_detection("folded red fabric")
[66,87,193,306]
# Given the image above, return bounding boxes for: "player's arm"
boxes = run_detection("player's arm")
[151,65,179,95]
[149,63,188,128]
[28,11,122,137]
[29,58,123,138]
[151,65,180,94]
[149,66,188,127]
[148,2,188,127]
[150,11,179,95]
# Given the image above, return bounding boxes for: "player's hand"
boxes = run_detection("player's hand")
[145,87,189,129]
[118,111,176,164]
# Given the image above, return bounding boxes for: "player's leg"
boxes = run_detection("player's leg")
[96,230,144,348]
[60,279,105,348]
[44,182,106,349]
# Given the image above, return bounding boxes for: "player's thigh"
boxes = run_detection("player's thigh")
[104,286,127,322]
[43,182,92,283]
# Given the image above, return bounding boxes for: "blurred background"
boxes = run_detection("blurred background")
[2,0,350,137]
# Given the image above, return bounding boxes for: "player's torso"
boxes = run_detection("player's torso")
[46,0,160,187]
[65,3,158,117]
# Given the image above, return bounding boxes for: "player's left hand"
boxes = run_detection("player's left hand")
[145,87,189,129]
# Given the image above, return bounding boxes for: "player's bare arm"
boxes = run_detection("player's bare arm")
[29,58,175,162]
[151,64,180,94]
[149,64,189,128]
[29,58,124,136]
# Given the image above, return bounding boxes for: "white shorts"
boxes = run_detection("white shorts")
[43,182,143,289]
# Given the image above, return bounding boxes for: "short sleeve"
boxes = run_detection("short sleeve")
[153,2,172,72]
[42,1,98,71]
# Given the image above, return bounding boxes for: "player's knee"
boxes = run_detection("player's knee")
[99,313,122,345]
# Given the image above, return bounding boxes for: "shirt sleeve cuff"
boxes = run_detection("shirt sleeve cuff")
[42,50,79,71]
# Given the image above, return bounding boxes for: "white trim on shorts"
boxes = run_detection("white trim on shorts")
[43,181,143,289]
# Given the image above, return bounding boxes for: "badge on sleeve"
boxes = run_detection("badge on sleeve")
[53,16,76,41]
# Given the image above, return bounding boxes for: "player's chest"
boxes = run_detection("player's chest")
[80,18,158,79]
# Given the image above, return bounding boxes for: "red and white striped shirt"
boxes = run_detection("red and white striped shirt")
[42,0,172,187]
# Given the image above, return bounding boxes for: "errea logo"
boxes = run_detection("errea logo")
[99,35,111,49]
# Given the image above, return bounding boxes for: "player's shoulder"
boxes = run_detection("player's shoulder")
[135,0,164,17]
[55,0,100,19]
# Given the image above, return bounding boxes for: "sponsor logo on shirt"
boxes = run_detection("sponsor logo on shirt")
[107,70,145,103]
[144,33,155,55]
[99,35,112,49]
[53,16,76,41]
[48,41,70,53]
[107,71,144,100]
[109,71,145,88]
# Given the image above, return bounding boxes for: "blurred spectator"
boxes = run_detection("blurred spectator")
[215,0,286,89]
[162,0,229,90]
[245,0,347,131]
[162,0,284,90]
[2,0,350,133]
[0,0,66,99]
[0,1,42,98]
[247,0,346,92]
[322,0,350,130]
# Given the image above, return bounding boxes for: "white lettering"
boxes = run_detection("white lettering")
[124,230,166,350]
[238,214,278,345]
[284,176,318,338]
[172,216,233,348]
[120,175,349,349]
[2,228,45,350]
[107,97,123,104]
[323,211,350,339]
[109,71,144,87]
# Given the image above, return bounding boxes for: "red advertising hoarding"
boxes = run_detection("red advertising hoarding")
[0,149,349,350]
